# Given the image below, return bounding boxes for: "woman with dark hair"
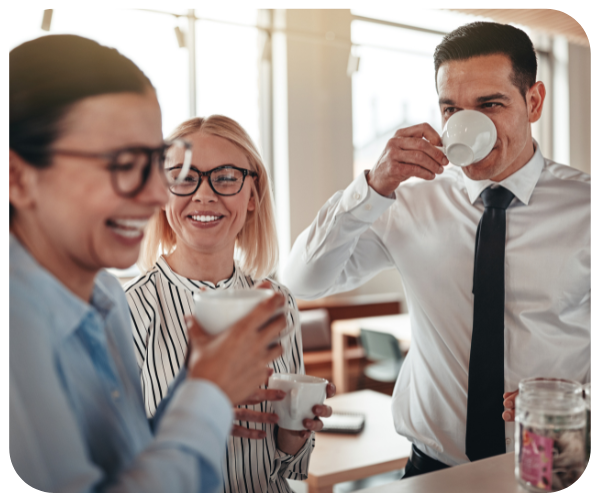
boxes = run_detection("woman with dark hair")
[9,34,285,493]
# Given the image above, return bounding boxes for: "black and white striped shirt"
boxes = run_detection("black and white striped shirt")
[124,256,313,492]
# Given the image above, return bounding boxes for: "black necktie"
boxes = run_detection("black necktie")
[466,185,515,462]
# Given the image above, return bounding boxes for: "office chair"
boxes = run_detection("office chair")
[358,329,404,383]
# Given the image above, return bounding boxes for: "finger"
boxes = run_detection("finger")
[392,122,443,146]
[503,397,515,409]
[231,424,267,439]
[390,163,438,181]
[257,314,288,347]
[312,404,333,418]
[240,388,286,405]
[303,418,323,432]
[260,345,284,366]
[502,410,515,422]
[234,408,279,424]
[503,390,519,398]
[184,315,210,346]
[391,136,448,168]
[326,383,336,399]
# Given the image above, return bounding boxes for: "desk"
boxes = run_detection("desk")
[331,314,412,394]
[307,389,412,493]
[356,452,527,493]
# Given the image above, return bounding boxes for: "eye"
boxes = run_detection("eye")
[481,102,502,109]
[443,106,458,116]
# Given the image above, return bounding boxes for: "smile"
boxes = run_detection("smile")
[189,214,224,223]
[106,218,150,239]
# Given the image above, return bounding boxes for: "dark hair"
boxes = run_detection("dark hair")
[433,22,537,99]
[10,34,153,168]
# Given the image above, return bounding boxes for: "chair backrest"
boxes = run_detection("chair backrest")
[298,308,331,351]
[359,329,403,362]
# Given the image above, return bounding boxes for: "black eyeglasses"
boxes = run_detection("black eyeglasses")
[28,139,192,198]
[166,165,258,197]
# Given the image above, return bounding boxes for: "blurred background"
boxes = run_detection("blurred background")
[8,7,591,296]
[8,8,591,491]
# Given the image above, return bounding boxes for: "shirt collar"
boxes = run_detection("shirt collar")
[10,234,116,342]
[462,140,545,206]
[156,255,239,292]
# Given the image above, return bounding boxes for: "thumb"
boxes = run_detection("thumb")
[185,315,210,349]
[254,280,273,291]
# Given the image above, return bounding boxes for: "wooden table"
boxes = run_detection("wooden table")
[331,314,412,394]
[307,389,412,493]
[356,452,527,493]
[296,292,401,321]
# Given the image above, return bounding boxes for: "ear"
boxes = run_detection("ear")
[9,150,39,212]
[527,81,546,124]
[247,190,256,212]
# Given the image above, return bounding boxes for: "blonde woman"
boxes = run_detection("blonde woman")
[124,115,334,493]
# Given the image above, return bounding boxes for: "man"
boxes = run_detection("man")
[282,22,590,477]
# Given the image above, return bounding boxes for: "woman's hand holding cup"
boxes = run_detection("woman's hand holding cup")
[185,293,286,406]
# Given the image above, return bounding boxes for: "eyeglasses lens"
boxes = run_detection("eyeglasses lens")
[210,168,245,195]
[112,150,150,195]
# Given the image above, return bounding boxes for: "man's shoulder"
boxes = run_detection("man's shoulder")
[542,158,590,187]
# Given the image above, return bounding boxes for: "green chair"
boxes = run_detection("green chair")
[359,329,404,383]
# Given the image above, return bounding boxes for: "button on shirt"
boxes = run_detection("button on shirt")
[282,144,590,466]
[9,235,233,492]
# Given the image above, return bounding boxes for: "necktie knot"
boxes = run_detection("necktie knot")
[481,186,514,210]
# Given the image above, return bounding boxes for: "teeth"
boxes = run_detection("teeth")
[112,218,149,230]
[111,226,143,239]
[191,215,220,222]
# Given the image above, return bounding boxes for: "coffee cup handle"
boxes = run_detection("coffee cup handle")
[290,388,299,419]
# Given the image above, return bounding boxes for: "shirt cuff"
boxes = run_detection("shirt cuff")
[153,379,233,475]
[275,432,314,480]
[339,171,395,223]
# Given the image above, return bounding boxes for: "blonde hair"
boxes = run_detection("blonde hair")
[140,115,279,280]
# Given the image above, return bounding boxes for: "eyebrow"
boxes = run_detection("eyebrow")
[439,93,511,106]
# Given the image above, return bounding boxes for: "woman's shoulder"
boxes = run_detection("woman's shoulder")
[122,264,161,296]
[263,277,298,309]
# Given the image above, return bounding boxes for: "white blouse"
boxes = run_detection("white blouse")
[124,256,313,492]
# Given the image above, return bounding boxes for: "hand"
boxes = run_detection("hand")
[503,390,518,422]
[232,370,286,439]
[367,123,449,197]
[276,382,336,455]
[185,293,286,405]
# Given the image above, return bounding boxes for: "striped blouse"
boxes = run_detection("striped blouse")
[124,256,313,493]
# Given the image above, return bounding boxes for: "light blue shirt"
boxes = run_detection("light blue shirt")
[9,234,233,492]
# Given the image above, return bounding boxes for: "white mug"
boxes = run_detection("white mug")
[268,373,328,430]
[194,288,274,335]
[436,110,497,167]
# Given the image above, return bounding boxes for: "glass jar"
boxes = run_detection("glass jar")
[519,377,583,397]
[515,379,586,492]
[583,383,591,465]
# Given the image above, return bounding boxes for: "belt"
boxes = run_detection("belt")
[409,444,449,473]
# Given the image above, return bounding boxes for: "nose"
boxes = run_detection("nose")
[192,174,218,203]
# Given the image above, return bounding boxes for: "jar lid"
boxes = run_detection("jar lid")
[516,392,586,414]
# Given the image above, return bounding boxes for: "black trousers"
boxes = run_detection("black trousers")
[402,444,450,479]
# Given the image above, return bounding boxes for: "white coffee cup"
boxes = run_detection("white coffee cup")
[268,373,328,430]
[194,288,274,335]
[436,110,497,167]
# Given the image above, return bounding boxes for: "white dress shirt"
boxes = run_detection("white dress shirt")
[124,257,313,492]
[282,144,590,466]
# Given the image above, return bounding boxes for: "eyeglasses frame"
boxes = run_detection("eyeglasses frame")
[24,138,193,198]
[167,165,258,197]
